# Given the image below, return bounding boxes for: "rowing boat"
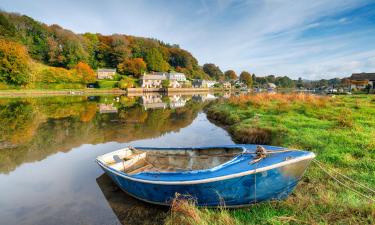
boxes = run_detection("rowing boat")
[96,145,315,207]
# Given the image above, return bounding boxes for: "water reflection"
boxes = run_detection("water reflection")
[96,174,168,225]
[0,93,219,174]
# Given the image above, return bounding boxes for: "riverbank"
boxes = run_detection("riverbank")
[167,93,375,224]
[0,88,126,97]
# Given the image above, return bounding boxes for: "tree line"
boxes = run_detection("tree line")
[0,11,348,89]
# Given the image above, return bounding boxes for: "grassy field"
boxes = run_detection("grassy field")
[166,93,375,225]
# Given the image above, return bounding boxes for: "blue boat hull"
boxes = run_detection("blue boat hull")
[97,145,314,207]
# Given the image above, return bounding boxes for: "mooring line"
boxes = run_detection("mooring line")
[313,159,375,195]
[312,159,375,202]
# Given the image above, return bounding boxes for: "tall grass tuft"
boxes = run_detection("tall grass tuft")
[165,194,236,225]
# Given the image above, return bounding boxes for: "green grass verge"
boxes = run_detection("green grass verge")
[167,94,375,225]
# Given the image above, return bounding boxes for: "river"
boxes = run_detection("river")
[0,93,235,225]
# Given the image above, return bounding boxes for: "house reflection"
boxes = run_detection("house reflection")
[99,103,118,114]
[141,94,167,110]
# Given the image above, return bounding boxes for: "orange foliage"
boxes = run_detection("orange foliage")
[79,103,97,122]
[73,62,96,83]
[0,39,31,85]
[117,58,147,78]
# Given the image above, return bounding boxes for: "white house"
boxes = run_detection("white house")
[97,68,116,79]
[141,72,187,88]
[192,79,217,88]
[141,73,167,88]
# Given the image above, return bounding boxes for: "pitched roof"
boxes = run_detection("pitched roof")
[97,68,116,72]
[350,73,375,80]
[142,74,167,80]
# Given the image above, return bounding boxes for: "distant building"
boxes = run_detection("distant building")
[222,82,231,89]
[192,79,217,88]
[141,72,187,88]
[98,103,118,114]
[141,94,167,109]
[267,83,277,89]
[167,72,187,82]
[141,73,167,88]
[97,68,116,79]
[349,73,375,90]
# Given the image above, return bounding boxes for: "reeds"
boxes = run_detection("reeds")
[228,93,329,108]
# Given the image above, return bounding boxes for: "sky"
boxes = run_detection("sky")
[1,0,375,79]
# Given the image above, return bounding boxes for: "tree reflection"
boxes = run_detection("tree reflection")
[0,94,210,173]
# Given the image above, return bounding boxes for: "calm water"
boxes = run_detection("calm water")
[0,93,235,225]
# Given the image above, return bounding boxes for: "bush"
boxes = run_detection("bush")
[72,62,96,83]
[0,39,31,85]
[118,76,136,89]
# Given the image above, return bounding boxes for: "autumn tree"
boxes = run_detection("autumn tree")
[0,39,31,85]
[146,48,169,72]
[203,63,224,81]
[239,71,252,87]
[117,58,147,77]
[224,70,237,81]
[73,62,96,83]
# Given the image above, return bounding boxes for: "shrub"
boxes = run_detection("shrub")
[118,76,135,89]
[72,62,96,83]
[0,39,31,85]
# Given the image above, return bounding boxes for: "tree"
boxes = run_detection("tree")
[296,77,304,89]
[73,62,96,83]
[239,71,252,87]
[224,70,237,81]
[203,63,224,81]
[117,58,147,77]
[161,79,170,88]
[145,48,169,72]
[0,39,31,85]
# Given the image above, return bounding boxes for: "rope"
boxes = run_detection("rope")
[312,160,375,202]
[314,160,375,195]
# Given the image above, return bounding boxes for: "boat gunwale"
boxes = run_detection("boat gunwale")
[96,146,315,185]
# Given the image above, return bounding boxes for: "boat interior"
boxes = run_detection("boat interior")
[97,147,244,175]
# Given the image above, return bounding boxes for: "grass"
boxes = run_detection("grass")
[166,93,375,225]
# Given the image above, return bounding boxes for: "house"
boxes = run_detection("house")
[349,73,375,90]
[223,82,231,89]
[141,73,167,88]
[192,79,217,88]
[141,72,187,88]
[98,103,118,114]
[266,83,277,89]
[167,73,186,88]
[97,68,116,79]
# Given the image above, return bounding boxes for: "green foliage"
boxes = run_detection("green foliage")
[224,70,237,81]
[118,76,137,89]
[0,39,31,85]
[239,71,252,87]
[161,79,170,88]
[203,63,224,81]
[145,48,170,72]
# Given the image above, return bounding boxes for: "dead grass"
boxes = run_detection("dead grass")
[228,93,330,108]
[165,195,236,225]
[231,127,272,144]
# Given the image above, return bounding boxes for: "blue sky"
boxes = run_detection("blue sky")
[1,0,375,79]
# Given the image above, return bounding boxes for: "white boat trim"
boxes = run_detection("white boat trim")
[96,152,315,185]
